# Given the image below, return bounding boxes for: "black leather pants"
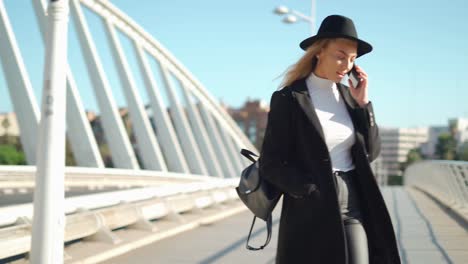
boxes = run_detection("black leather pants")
[334,169,369,264]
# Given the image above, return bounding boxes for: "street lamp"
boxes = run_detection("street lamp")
[273,1,316,33]
[274,6,289,15]
[283,15,297,24]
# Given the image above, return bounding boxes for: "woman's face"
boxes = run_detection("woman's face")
[314,38,358,83]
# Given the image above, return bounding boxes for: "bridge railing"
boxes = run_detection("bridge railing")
[404,160,468,223]
[0,168,239,260]
[0,165,223,190]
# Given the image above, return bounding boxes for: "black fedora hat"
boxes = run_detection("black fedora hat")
[299,15,372,57]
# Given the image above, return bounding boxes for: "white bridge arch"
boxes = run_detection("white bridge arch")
[0,0,254,178]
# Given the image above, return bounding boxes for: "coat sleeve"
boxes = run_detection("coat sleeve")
[353,101,381,162]
[258,90,318,197]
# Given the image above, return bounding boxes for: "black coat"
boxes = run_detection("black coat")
[258,78,401,264]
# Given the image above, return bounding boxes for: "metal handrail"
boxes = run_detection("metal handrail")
[0,165,236,189]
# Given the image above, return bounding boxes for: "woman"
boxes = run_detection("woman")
[258,15,401,264]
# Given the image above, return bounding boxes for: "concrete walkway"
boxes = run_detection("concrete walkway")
[102,186,468,264]
[387,187,468,264]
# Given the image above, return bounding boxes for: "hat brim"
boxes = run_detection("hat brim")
[299,33,373,58]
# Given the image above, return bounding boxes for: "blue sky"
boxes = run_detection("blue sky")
[0,0,467,128]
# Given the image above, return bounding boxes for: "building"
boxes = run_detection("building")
[370,156,388,186]
[380,127,429,176]
[226,99,269,150]
[449,117,468,147]
[0,112,20,137]
[418,118,467,159]
[420,126,449,159]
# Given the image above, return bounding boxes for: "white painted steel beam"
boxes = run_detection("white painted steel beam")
[214,119,243,177]
[103,19,167,171]
[176,75,253,151]
[133,43,190,173]
[0,1,40,165]
[198,104,236,178]
[218,124,244,175]
[64,69,105,167]
[70,0,139,169]
[31,0,104,168]
[79,0,255,153]
[179,81,223,177]
[158,65,208,175]
[3,0,253,173]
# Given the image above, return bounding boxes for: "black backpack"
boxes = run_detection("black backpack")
[235,149,282,250]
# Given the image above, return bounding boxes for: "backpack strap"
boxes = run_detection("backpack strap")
[240,149,258,163]
[245,214,273,250]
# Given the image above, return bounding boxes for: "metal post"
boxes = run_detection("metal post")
[30,0,69,263]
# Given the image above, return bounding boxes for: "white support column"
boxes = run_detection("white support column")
[30,0,69,262]
[65,70,105,167]
[133,43,190,173]
[194,83,253,150]
[75,0,255,154]
[70,0,139,169]
[0,1,40,165]
[32,0,104,168]
[103,19,167,171]
[158,65,208,175]
[206,96,254,151]
[177,77,255,152]
[178,72,253,150]
[231,136,250,168]
[179,81,223,177]
[198,103,236,178]
[216,122,244,176]
[139,43,255,153]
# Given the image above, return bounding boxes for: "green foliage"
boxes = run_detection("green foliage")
[457,141,468,161]
[435,133,457,160]
[0,144,26,165]
[400,148,423,172]
[1,118,10,131]
[388,175,403,186]
[65,139,76,166]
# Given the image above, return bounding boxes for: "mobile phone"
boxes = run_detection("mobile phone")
[348,66,360,88]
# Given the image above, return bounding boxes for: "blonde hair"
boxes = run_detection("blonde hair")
[279,38,332,88]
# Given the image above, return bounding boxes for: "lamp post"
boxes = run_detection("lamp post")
[273,1,316,34]
[30,0,70,263]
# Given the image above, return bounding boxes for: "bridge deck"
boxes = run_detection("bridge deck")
[101,186,468,264]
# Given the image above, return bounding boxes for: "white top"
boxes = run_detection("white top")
[306,72,356,172]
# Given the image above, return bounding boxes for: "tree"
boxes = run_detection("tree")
[457,141,468,161]
[0,145,26,165]
[435,133,457,160]
[1,118,10,144]
[400,148,423,172]
[65,139,76,166]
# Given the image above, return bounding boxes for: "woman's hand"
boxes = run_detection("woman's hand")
[348,65,369,107]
